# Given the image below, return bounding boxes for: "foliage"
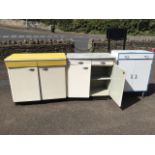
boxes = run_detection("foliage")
[29,19,155,35]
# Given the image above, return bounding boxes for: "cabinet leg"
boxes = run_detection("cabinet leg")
[142,92,145,98]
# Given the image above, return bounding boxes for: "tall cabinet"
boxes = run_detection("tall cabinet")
[67,53,126,107]
[111,50,154,94]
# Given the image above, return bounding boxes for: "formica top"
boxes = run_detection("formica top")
[67,53,115,60]
[5,53,67,68]
[5,53,66,62]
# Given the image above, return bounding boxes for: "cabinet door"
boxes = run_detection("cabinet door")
[119,60,135,91]
[131,60,152,91]
[109,64,126,107]
[8,67,41,102]
[39,66,66,100]
[67,60,91,98]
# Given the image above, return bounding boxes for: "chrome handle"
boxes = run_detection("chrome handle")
[125,56,130,59]
[83,67,88,70]
[144,55,149,59]
[101,61,106,65]
[29,68,35,71]
[78,62,83,65]
[42,67,48,71]
[135,74,138,79]
[130,74,133,79]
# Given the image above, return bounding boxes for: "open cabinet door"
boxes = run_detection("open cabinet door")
[109,64,126,107]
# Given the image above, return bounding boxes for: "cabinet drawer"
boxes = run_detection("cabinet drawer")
[119,54,154,60]
[68,60,91,65]
[92,60,114,66]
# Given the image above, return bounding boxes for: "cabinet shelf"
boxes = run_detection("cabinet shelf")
[90,80,110,96]
[91,77,111,80]
[91,89,109,96]
[90,65,112,97]
[91,66,113,79]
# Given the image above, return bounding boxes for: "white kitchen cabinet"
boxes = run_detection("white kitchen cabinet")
[90,61,125,107]
[5,53,67,102]
[67,53,126,107]
[67,60,91,98]
[7,67,41,102]
[39,66,66,100]
[111,50,154,94]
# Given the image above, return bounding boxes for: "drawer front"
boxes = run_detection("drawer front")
[119,54,154,60]
[92,60,114,66]
[68,60,91,65]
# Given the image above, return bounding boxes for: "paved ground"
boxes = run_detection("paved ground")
[1,26,155,134]
[0,60,155,134]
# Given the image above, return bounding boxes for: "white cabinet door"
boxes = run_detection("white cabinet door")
[131,60,152,91]
[119,60,135,91]
[39,66,66,100]
[8,67,41,102]
[109,64,126,107]
[67,60,91,98]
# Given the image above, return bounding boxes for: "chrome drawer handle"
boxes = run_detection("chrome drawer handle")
[101,61,106,64]
[29,68,35,71]
[130,74,133,79]
[125,56,130,59]
[144,55,149,59]
[43,68,48,71]
[78,62,84,65]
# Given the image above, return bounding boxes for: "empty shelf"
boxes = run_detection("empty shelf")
[91,66,113,79]
[91,89,109,96]
[91,77,111,80]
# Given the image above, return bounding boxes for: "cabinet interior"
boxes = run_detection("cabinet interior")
[91,66,112,80]
[90,65,113,96]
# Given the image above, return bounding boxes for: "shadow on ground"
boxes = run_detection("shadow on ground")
[15,98,66,106]
[15,83,155,110]
[121,83,155,110]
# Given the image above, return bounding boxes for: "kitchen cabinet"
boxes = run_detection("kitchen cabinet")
[111,50,154,94]
[5,53,67,102]
[67,53,126,107]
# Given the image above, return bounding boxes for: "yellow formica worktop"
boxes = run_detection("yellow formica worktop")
[5,53,66,67]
